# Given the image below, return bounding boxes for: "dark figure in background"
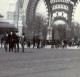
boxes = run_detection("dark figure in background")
[77,40,80,47]
[1,36,4,48]
[8,31,14,52]
[54,40,59,48]
[68,40,72,47]
[41,39,46,48]
[62,39,67,48]
[12,32,16,52]
[20,33,26,52]
[12,32,20,52]
[15,33,20,52]
[32,36,36,49]
[12,32,19,52]
[3,33,8,51]
[27,38,31,48]
[36,36,40,49]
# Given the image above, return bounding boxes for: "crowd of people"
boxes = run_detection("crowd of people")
[1,31,26,52]
[0,31,45,52]
[1,31,80,52]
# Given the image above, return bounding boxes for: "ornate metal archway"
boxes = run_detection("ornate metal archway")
[26,0,51,26]
[26,0,78,26]
[25,0,79,39]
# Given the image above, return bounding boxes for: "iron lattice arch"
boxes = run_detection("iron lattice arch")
[26,0,51,26]
[26,0,78,26]
[52,1,73,26]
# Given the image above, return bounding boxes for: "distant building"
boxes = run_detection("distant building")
[0,18,17,38]
[13,0,24,35]
[7,11,15,21]
[6,1,25,35]
[6,2,16,24]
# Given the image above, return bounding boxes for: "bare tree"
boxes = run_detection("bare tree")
[34,15,47,39]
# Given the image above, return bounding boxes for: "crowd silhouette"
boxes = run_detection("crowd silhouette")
[1,31,80,52]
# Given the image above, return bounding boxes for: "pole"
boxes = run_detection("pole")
[17,0,19,31]
[47,13,52,40]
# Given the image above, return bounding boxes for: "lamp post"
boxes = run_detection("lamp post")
[47,13,52,41]
[17,0,20,30]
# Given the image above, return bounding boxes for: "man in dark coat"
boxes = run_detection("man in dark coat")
[12,32,19,52]
[32,36,36,49]
[3,33,8,51]
[1,36,3,48]
[27,38,31,48]
[36,36,40,49]
[15,34,20,52]
[8,31,14,52]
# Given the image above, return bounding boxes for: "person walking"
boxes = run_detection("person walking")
[20,33,26,52]
[8,31,14,52]
[15,33,20,52]
[36,36,40,49]
[32,36,36,49]
[0,36,4,48]
[3,33,8,51]
[12,32,19,52]
[27,38,31,48]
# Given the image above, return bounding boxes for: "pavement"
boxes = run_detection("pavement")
[0,48,80,77]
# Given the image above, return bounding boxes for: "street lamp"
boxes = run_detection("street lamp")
[17,0,20,30]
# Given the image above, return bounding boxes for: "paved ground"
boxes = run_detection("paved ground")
[0,48,80,77]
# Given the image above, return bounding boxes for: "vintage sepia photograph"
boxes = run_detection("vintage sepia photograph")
[0,0,80,77]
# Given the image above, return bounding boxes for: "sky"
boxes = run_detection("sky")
[74,2,80,23]
[0,0,80,23]
[0,0,17,16]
